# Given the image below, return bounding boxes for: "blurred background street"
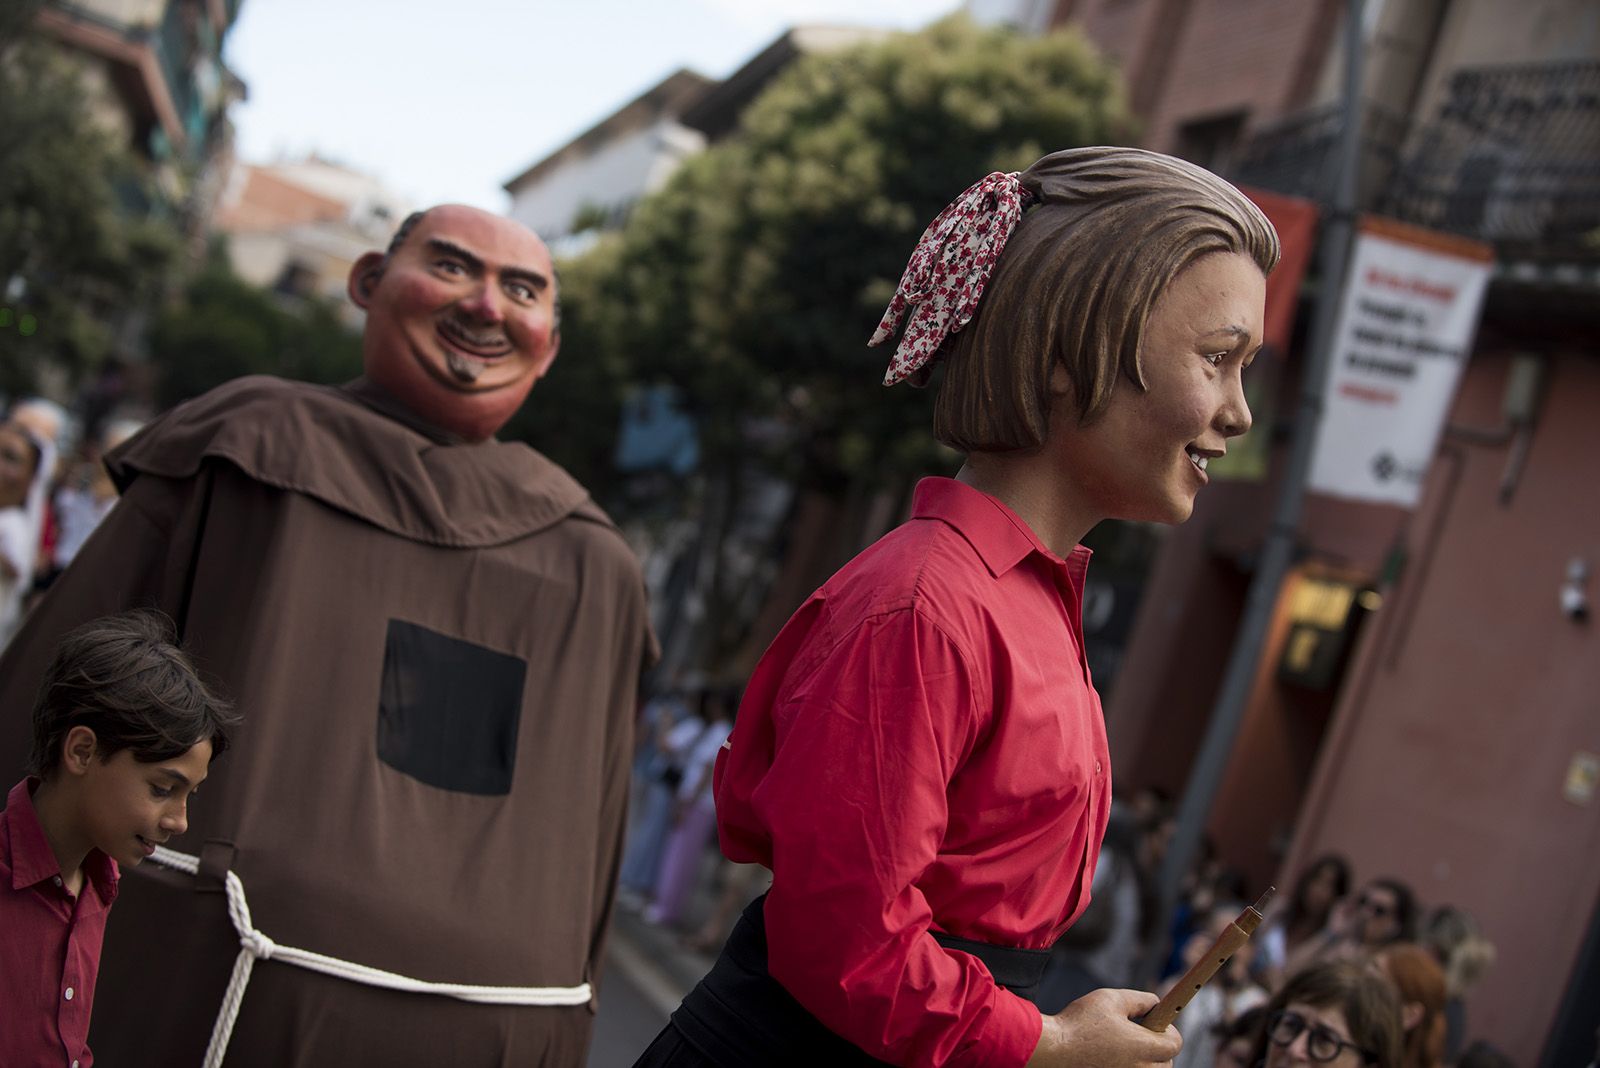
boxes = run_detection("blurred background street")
[3,1,1598,1065]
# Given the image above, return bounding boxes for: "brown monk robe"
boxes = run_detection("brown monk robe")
[0,206,657,1065]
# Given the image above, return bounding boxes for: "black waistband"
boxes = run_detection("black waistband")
[669,894,1048,1067]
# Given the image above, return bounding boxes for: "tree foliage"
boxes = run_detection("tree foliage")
[0,40,184,398]
[566,16,1131,672]
[147,251,363,410]
[594,16,1131,492]
[502,237,635,492]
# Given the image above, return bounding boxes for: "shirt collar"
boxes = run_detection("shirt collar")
[910,477,1091,579]
[4,778,119,902]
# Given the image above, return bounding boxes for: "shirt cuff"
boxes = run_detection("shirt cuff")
[968,987,1044,1068]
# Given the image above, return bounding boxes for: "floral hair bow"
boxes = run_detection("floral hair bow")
[870,171,1034,386]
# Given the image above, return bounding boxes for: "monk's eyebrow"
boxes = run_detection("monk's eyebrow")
[1200,325,1253,343]
[501,265,550,293]
[426,238,483,273]
[426,238,548,292]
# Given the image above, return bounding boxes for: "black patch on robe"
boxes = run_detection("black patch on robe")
[378,619,527,795]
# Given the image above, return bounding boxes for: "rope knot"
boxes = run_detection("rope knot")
[242,929,277,960]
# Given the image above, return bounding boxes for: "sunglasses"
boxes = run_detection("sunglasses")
[1356,894,1394,918]
[1269,1010,1375,1064]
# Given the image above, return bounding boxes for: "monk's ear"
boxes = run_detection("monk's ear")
[348,252,386,310]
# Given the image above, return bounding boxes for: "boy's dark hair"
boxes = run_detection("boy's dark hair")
[27,609,239,777]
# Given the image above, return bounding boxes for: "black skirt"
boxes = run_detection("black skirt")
[633,894,1050,1068]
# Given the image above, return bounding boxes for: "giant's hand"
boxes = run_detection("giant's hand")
[1026,988,1182,1068]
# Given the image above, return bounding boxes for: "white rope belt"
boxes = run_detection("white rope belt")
[150,846,592,1068]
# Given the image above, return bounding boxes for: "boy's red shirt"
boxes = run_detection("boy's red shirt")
[1,778,120,1068]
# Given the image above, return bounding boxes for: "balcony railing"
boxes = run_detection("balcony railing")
[1230,60,1600,266]
[1230,102,1409,207]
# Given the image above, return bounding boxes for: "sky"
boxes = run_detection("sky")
[223,0,964,213]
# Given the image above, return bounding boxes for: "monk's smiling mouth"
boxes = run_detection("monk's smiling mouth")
[436,319,513,382]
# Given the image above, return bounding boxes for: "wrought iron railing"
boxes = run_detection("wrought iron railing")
[1383,61,1600,263]
[1230,102,1409,207]
[1229,60,1600,266]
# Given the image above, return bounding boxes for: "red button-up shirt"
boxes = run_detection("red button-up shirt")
[715,477,1112,1068]
[1,778,119,1068]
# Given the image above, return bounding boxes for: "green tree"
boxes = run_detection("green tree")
[590,15,1131,665]
[0,39,184,399]
[501,238,635,493]
[147,252,363,409]
[607,16,1128,482]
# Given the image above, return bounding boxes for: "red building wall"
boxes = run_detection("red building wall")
[1287,347,1600,1064]
[1059,0,1340,151]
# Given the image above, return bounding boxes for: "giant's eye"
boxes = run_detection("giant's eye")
[1204,352,1227,368]
[506,281,534,302]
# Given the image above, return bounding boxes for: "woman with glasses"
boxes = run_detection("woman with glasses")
[1252,960,1404,1068]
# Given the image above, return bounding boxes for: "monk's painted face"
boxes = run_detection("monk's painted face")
[350,205,560,442]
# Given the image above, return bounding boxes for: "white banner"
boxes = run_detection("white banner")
[1308,220,1493,507]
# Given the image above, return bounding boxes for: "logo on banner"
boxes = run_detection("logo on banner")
[1307,218,1493,507]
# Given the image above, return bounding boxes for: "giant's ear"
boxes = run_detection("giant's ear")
[348,252,387,310]
[61,725,99,776]
[1401,1000,1424,1032]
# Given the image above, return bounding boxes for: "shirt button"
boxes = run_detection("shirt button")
[64,987,74,1000]
[53,876,63,887]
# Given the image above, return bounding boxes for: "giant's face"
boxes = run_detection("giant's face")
[1046,250,1264,527]
[351,205,560,441]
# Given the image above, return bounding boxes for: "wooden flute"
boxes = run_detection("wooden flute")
[1138,886,1275,1032]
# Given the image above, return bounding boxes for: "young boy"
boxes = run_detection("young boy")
[1,608,237,1068]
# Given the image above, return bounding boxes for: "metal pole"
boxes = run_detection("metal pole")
[1141,0,1366,983]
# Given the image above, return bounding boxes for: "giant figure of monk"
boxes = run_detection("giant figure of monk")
[0,205,658,1065]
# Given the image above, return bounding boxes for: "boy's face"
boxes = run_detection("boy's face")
[1047,251,1264,526]
[78,741,213,868]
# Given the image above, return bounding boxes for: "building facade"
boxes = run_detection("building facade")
[212,155,412,324]
[33,0,246,236]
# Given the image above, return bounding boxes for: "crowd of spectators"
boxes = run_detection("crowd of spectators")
[615,687,1510,1068]
[1040,788,1503,1068]
[1,397,141,650]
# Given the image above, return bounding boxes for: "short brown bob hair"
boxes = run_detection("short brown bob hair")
[933,146,1280,453]
[28,609,239,777]
[1251,959,1405,1068]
